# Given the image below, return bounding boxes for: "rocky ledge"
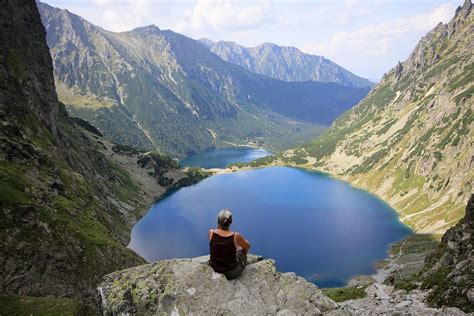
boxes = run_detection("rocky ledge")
[97,255,338,315]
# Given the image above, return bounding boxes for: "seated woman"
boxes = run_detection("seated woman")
[208,209,251,280]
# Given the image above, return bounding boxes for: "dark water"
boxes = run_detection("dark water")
[129,167,411,287]
[180,146,272,169]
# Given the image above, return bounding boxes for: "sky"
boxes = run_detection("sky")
[41,0,461,80]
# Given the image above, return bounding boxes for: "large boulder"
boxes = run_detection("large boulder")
[97,256,338,315]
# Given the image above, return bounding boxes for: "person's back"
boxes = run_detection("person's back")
[209,209,251,279]
[209,230,238,273]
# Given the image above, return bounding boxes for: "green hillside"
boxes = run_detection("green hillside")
[255,1,473,234]
[39,3,369,158]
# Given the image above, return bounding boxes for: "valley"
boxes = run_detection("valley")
[0,0,472,314]
[39,2,369,158]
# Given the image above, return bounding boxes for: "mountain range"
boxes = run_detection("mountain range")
[1,0,473,313]
[199,39,374,88]
[38,2,370,157]
[254,0,473,234]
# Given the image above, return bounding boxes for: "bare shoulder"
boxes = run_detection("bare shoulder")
[208,229,214,239]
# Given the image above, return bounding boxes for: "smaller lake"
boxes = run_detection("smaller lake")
[180,147,272,169]
[129,167,411,288]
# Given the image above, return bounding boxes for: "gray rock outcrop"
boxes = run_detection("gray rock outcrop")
[97,255,338,315]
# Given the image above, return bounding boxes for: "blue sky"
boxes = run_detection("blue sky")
[41,0,461,80]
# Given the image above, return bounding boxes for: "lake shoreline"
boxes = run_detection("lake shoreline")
[130,164,411,288]
[202,162,414,288]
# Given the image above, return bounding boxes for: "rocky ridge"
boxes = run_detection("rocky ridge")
[200,39,374,88]
[254,0,474,234]
[97,255,338,315]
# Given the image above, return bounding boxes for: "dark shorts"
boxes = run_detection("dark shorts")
[224,248,247,280]
[209,248,247,280]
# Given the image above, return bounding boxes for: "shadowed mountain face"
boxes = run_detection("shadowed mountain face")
[0,0,145,303]
[262,0,473,234]
[38,3,369,157]
[0,0,210,306]
[200,39,374,89]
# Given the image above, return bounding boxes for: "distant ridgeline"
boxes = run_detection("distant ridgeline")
[38,2,370,158]
[251,0,473,234]
[199,39,374,89]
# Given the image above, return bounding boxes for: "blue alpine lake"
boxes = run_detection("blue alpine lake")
[129,166,411,288]
[180,146,272,169]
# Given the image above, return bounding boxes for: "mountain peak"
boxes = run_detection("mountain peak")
[198,37,215,48]
[131,24,161,35]
[456,0,472,16]
[203,40,373,88]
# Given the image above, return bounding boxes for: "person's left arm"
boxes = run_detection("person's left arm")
[235,232,251,253]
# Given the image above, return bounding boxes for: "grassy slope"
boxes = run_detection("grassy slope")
[0,111,146,303]
[321,286,368,303]
[252,6,473,234]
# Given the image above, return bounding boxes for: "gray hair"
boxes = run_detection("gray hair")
[217,208,233,228]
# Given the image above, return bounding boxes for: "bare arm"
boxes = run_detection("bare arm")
[235,232,251,253]
[208,229,213,241]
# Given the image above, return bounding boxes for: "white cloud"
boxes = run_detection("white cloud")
[304,3,455,78]
[100,0,155,32]
[174,0,271,37]
[73,0,178,32]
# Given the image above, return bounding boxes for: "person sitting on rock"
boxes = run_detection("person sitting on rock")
[208,209,251,280]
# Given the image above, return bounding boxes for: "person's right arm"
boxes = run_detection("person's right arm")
[235,232,251,253]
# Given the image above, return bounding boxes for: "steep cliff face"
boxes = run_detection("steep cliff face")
[1,0,59,134]
[0,0,203,306]
[200,40,374,88]
[0,0,147,303]
[38,3,369,157]
[421,194,474,311]
[267,0,473,234]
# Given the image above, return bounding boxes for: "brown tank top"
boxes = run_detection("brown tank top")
[209,231,238,273]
